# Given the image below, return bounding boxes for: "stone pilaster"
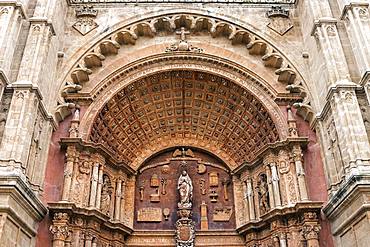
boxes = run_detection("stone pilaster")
[278,149,299,206]
[341,3,370,85]
[0,87,40,179]
[246,178,256,221]
[264,154,276,209]
[0,2,26,79]
[119,178,126,222]
[329,86,370,177]
[233,175,246,226]
[292,145,309,201]
[61,146,76,201]
[114,178,122,221]
[95,162,104,209]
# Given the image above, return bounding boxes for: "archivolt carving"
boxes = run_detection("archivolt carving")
[61,13,303,93]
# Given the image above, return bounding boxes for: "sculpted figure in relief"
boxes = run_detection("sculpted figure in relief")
[72,160,91,206]
[101,175,112,215]
[257,174,270,215]
[177,170,193,209]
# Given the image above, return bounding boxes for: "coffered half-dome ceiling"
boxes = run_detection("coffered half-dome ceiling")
[89,70,280,165]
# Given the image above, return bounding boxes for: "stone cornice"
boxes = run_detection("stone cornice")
[0,176,48,234]
[59,137,136,175]
[66,0,298,6]
[232,137,309,175]
[340,2,370,20]
[48,202,133,236]
[310,17,338,36]
[237,201,323,235]
[0,0,27,19]
[323,174,370,234]
[29,17,56,36]
[7,82,58,130]
[315,82,362,122]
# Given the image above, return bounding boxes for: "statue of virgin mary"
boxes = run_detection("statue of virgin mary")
[177,170,193,209]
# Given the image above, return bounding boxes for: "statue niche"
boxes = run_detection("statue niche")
[101,174,112,215]
[257,173,270,215]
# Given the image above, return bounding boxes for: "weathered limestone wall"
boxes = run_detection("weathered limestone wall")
[0,0,68,246]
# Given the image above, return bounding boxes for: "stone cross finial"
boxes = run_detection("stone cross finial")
[176,27,190,41]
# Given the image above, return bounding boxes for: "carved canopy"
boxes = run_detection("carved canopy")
[89,70,279,165]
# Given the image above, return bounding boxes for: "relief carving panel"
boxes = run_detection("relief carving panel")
[134,149,236,231]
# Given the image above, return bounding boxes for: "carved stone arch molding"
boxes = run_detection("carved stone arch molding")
[48,9,326,247]
[56,9,314,122]
[77,54,289,170]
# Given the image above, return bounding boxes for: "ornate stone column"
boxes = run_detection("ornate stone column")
[264,157,275,209]
[109,178,116,219]
[114,178,122,221]
[62,146,76,201]
[84,233,93,247]
[95,161,104,209]
[246,178,256,220]
[120,179,126,222]
[72,218,84,247]
[279,233,288,247]
[301,212,321,247]
[242,180,250,222]
[270,161,282,207]
[89,155,100,208]
[292,145,309,201]
[49,213,70,247]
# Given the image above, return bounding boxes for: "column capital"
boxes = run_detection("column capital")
[292,145,303,162]
[91,152,105,165]
[301,224,321,241]
[50,213,71,241]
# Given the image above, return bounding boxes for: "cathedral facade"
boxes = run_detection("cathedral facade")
[0,0,369,246]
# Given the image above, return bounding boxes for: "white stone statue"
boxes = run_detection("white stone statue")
[177,170,193,209]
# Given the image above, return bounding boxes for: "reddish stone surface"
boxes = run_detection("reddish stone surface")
[282,105,334,247]
[36,107,87,247]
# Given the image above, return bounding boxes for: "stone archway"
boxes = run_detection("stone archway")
[47,10,325,247]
